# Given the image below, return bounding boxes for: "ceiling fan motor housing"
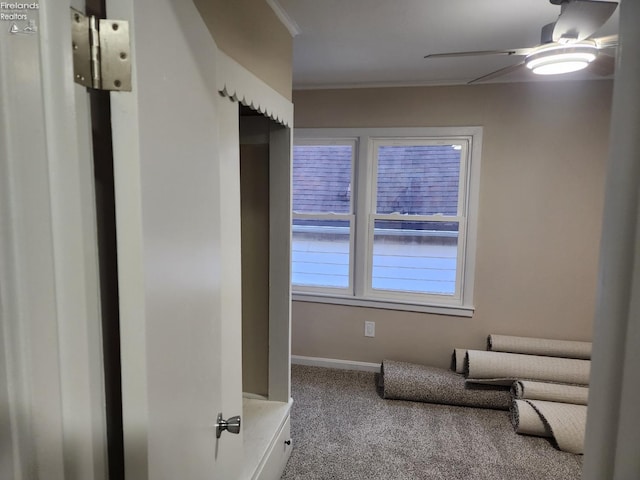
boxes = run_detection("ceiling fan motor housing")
[541,22,556,44]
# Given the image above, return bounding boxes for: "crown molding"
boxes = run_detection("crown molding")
[266,0,301,37]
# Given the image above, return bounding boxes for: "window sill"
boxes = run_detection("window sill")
[291,292,474,317]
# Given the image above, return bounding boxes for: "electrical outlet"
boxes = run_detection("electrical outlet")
[364,321,375,337]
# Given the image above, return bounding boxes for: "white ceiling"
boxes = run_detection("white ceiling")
[275,0,620,89]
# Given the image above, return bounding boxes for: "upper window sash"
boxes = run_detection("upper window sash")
[292,139,356,215]
[370,137,470,218]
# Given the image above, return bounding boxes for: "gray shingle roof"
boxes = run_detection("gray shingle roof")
[293,145,352,214]
[293,144,461,215]
[377,145,460,216]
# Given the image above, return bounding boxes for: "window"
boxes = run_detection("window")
[292,141,355,291]
[292,128,482,316]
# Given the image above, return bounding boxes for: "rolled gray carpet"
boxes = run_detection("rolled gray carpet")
[511,399,552,438]
[381,360,511,410]
[524,400,588,454]
[452,348,467,374]
[512,380,589,405]
[465,350,590,386]
[488,334,591,360]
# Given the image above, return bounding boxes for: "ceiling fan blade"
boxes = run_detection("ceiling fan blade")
[467,62,526,85]
[424,48,532,59]
[589,53,616,76]
[593,34,619,49]
[552,0,618,42]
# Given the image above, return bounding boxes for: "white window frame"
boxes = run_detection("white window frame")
[292,127,483,317]
[366,137,469,304]
[292,138,357,294]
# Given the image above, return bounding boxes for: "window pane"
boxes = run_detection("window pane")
[372,220,458,295]
[292,219,350,288]
[377,145,461,216]
[293,145,352,214]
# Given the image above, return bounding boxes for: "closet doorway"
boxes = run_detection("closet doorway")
[240,106,271,397]
[239,104,291,403]
[237,103,293,478]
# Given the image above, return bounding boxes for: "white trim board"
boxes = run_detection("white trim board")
[216,50,294,128]
[291,355,381,373]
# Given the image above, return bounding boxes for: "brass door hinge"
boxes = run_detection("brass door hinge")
[71,8,131,91]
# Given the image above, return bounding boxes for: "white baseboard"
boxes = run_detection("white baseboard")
[291,355,381,373]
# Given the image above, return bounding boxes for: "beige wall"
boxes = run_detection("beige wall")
[292,80,613,369]
[194,0,293,100]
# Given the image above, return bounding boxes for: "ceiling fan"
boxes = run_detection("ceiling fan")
[424,0,619,84]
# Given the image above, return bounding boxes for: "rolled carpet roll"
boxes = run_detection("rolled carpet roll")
[465,350,590,386]
[511,399,552,437]
[451,348,467,374]
[381,360,511,410]
[524,400,588,454]
[512,380,589,405]
[488,334,591,360]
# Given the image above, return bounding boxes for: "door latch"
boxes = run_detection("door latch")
[215,413,241,439]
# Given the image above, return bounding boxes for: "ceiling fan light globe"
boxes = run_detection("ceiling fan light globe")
[531,60,591,75]
[525,43,598,76]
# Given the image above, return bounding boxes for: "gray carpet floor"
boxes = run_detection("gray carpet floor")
[281,365,583,480]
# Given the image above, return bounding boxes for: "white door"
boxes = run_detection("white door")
[0,3,114,480]
[1,2,109,480]
[0,0,244,479]
[105,0,244,479]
